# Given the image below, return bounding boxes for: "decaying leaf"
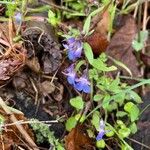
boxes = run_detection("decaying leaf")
[106,15,140,77]
[40,80,55,94]
[0,108,34,150]
[0,58,23,84]
[140,53,150,67]
[86,9,110,56]
[95,10,111,36]
[65,125,94,150]
[25,57,41,73]
[86,32,109,56]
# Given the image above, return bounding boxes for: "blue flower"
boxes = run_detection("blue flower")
[62,64,76,86]
[75,73,91,93]
[63,37,83,61]
[14,12,22,24]
[96,120,106,141]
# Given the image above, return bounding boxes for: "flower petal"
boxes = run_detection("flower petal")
[96,130,105,141]
[67,76,75,85]
[68,50,75,61]
[74,82,83,91]
[82,84,91,93]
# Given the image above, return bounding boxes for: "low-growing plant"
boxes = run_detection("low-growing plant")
[30,119,64,150]
[61,3,150,148]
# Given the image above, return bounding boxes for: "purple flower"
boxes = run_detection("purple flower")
[63,37,83,61]
[96,120,106,141]
[62,64,76,86]
[14,12,22,24]
[75,73,91,93]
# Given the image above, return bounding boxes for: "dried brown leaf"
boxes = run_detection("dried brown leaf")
[65,125,94,150]
[26,57,41,73]
[0,108,34,149]
[41,80,55,94]
[86,32,109,56]
[95,10,110,36]
[106,15,140,77]
[140,53,150,67]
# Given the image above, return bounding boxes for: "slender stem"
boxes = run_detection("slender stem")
[127,137,150,150]
[140,103,150,116]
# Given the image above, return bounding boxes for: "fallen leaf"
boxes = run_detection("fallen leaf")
[26,57,41,73]
[140,53,150,67]
[0,108,34,150]
[86,32,109,56]
[65,125,94,150]
[41,80,55,94]
[86,9,110,56]
[0,58,23,85]
[106,15,140,77]
[95,10,111,36]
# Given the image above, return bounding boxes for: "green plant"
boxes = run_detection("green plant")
[30,119,64,150]
[64,39,150,149]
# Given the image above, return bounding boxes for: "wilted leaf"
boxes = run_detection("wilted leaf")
[96,10,110,35]
[106,15,140,77]
[26,57,41,73]
[0,108,34,150]
[0,58,23,84]
[140,53,150,67]
[40,80,55,94]
[65,125,94,150]
[86,32,109,56]
[86,7,111,56]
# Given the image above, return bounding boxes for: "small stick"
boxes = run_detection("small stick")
[0,97,39,150]
[29,77,38,105]
[127,137,150,150]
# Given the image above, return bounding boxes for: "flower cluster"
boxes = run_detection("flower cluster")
[62,37,90,93]
[63,37,83,61]
[63,65,90,93]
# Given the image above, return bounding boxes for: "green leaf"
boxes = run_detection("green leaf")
[129,122,137,134]
[114,93,125,106]
[121,144,134,150]
[83,6,104,35]
[70,96,84,110]
[108,56,132,76]
[116,111,128,117]
[83,42,94,64]
[92,59,117,72]
[96,139,106,149]
[124,102,139,122]
[132,30,148,52]
[127,91,142,103]
[83,16,91,35]
[106,102,118,112]
[65,117,77,131]
[93,94,103,102]
[132,40,144,51]
[118,127,131,138]
[102,94,111,109]
[87,129,95,138]
[91,111,100,131]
